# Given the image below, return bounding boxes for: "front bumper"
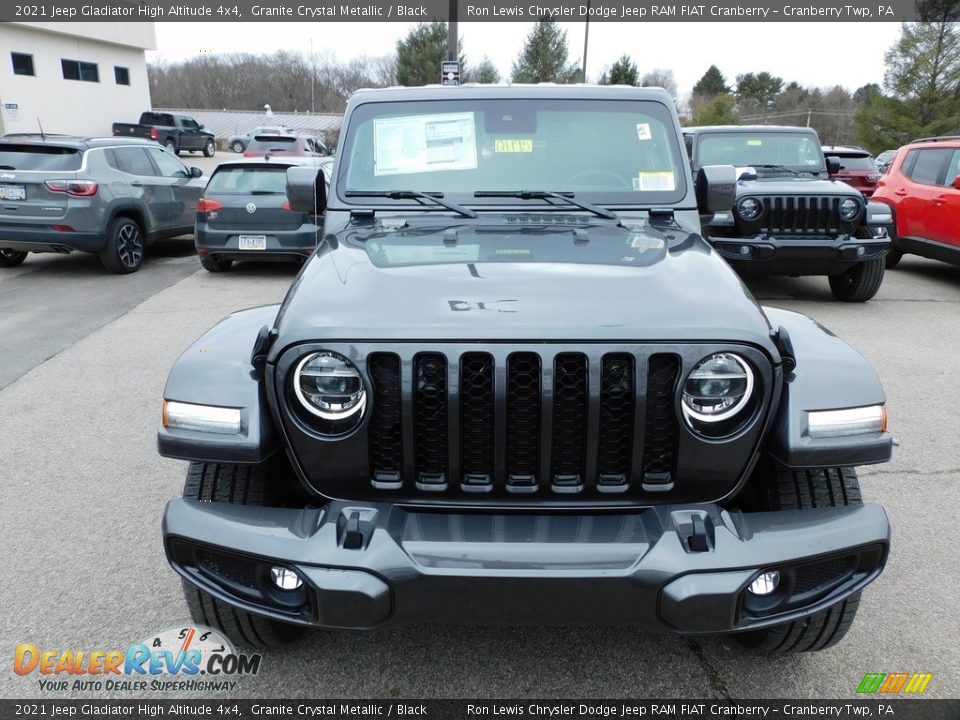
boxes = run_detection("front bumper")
[163,499,889,634]
[707,233,891,276]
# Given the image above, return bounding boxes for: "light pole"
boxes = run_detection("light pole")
[448,0,458,62]
[582,2,590,82]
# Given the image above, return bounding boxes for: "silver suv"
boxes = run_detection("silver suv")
[0,136,205,273]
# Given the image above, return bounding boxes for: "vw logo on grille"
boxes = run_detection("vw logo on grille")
[246,202,256,214]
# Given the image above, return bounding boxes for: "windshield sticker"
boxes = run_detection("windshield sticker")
[494,139,534,153]
[374,112,477,176]
[747,139,763,146]
[628,234,666,251]
[636,123,652,141]
[634,171,676,192]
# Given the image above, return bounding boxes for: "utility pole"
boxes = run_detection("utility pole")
[447,0,458,61]
[310,38,315,114]
[582,5,590,82]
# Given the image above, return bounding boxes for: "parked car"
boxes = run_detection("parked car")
[875,149,898,175]
[684,125,893,302]
[113,112,216,158]
[0,135,204,273]
[159,86,892,654]
[822,146,881,197]
[242,134,327,158]
[227,126,295,154]
[194,158,331,272]
[872,135,960,269]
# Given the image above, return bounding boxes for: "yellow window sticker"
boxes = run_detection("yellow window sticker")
[747,139,763,146]
[634,171,676,192]
[494,139,534,153]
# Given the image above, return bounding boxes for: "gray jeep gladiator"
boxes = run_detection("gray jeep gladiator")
[684,125,894,302]
[159,86,892,654]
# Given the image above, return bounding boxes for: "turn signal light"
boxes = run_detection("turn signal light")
[196,198,223,213]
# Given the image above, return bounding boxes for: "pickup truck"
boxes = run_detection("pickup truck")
[112,112,216,157]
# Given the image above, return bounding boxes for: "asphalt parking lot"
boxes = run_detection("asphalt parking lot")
[1,244,958,700]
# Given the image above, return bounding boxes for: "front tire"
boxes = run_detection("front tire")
[733,467,863,654]
[180,462,302,649]
[99,217,144,274]
[0,249,28,267]
[203,140,216,157]
[829,257,885,302]
[231,141,245,153]
[200,255,233,273]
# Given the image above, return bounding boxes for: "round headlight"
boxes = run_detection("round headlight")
[839,197,861,220]
[737,197,762,221]
[294,351,366,422]
[682,353,754,423]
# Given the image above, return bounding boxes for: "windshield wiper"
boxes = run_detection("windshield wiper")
[473,190,618,221]
[345,190,477,218]
[748,164,819,177]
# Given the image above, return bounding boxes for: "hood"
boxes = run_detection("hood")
[736,175,860,196]
[271,218,776,354]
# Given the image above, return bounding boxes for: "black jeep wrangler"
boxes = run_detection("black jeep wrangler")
[684,125,894,302]
[159,87,891,654]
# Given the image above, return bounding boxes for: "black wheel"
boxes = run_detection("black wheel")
[0,248,28,267]
[200,254,233,273]
[733,467,863,655]
[203,140,216,157]
[180,462,302,649]
[99,217,144,274]
[885,248,903,269]
[231,141,245,153]
[164,139,179,155]
[829,257,885,302]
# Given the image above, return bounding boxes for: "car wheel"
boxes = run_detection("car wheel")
[180,462,302,649]
[828,257,885,302]
[99,217,144,274]
[164,139,179,155]
[733,467,863,655]
[203,140,216,157]
[200,255,233,273]
[231,141,245,153]
[0,249,28,267]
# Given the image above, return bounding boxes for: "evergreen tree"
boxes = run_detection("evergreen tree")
[599,54,640,86]
[464,56,501,84]
[511,19,581,83]
[396,23,465,87]
[735,71,785,119]
[691,65,730,98]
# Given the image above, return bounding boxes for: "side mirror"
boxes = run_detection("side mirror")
[826,157,841,174]
[953,175,960,190]
[189,167,203,178]
[198,124,205,129]
[286,166,327,214]
[695,164,737,214]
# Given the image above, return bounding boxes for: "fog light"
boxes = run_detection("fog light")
[270,567,303,590]
[856,246,866,256]
[748,571,780,596]
[739,245,752,256]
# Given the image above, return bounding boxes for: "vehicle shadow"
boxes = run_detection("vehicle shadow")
[741,275,836,302]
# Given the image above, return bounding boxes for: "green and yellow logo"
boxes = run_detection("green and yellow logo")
[857,672,933,694]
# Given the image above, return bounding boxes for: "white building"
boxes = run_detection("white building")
[0,22,155,137]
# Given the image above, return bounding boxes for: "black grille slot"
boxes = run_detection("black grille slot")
[760,196,842,235]
[197,551,258,589]
[597,354,635,486]
[551,353,588,490]
[414,353,448,487]
[506,352,541,489]
[642,354,680,478]
[368,353,402,487]
[460,353,494,488]
[793,556,853,594]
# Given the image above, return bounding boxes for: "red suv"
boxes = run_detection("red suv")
[822,146,881,197]
[871,136,960,268]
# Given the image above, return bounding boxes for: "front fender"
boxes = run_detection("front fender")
[764,307,892,468]
[158,305,281,464]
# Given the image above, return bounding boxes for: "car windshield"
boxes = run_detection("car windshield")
[206,165,290,194]
[698,132,826,172]
[337,97,686,206]
[828,154,876,171]
[0,144,82,171]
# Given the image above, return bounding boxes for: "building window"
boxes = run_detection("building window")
[61,59,99,83]
[114,66,130,85]
[11,52,35,76]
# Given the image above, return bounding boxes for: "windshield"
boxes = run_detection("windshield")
[206,165,290,194]
[698,132,826,171]
[336,98,686,207]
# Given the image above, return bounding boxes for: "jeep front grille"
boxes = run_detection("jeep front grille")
[757,196,845,235]
[366,349,682,497]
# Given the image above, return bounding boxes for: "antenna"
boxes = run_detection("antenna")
[37,117,46,142]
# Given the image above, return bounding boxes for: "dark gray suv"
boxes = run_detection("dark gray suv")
[0,136,205,273]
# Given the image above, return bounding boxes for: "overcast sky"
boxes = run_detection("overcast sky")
[149,22,903,98]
